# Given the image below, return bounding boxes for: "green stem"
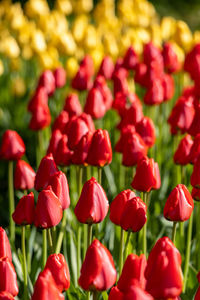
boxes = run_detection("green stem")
[77,226,82,280]
[78,166,83,196]
[22,226,28,300]
[47,228,54,254]
[119,163,125,190]
[172,222,177,245]
[93,291,98,300]
[197,203,200,270]
[98,167,102,185]
[51,227,56,251]
[183,212,193,292]
[142,192,148,256]
[55,210,67,253]
[87,224,92,248]
[42,229,47,268]
[124,230,131,261]
[83,224,87,258]
[86,166,91,181]
[8,161,15,244]
[119,227,124,277]
[36,130,44,167]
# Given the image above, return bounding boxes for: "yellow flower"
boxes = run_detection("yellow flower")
[72,15,88,43]
[0,60,4,76]
[169,41,185,65]
[58,32,76,55]
[160,17,176,41]
[22,45,33,60]
[127,77,135,93]
[10,58,21,71]
[83,25,98,50]
[31,29,46,53]
[173,20,193,52]
[0,36,20,58]
[65,57,79,78]
[12,77,26,97]
[72,0,93,14]
[55,0,73,15]
[193,31,200,45]
[150,23,162,47]
[25,0,50,18]
[89,47,104,71]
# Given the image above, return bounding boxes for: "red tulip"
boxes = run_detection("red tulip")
[188,103,200,137]
[14,159,36,190]
[108,286,124,300]
[115,125,135,153]
[112,92,127,117]
[135,117,156,148]
[144,79,164,105]
[184,44,200,76]
[191,156,200,188]
[86,129,112,167]
[113,68,129,96]
[145,236,183,299]
[0,228,12,261]
[71,67,92,91]
[79,113,95,132]
[113,58,124,74]
[0,130,25,161]
[66,116,90,150]
[54,134,72,166]
[52,111,69,133]
[34,153,58,191]
[143,42,164,68]
[34,186,63,228]
[131,156,161,192]
[195,271,200,300]
[146,60,164,87]
[48,171,70,210]
[47,129,63,158]
[31,269,64,300]
[44,254,70,292]
[192,187,200,202]
[174,134,193,165]
[117,100,143,130]
[63,93,82,117]
[134,63,148,87]
[162,42,180,74]
[110,190,136,226]
[98,56,114,80]
[53,67,66,88]
[75,177,109,224]
[118,254,147,291]
[189,134,200,164]
[38,70,56,96]
[80,55,94,78]
[162,73,175,101]
[0,257,18,296]
[0,292,15,300]
[123,46,138,70]
[72,131,93,165]
[28,86,48,112]
[29,105,51,131]
[12,192,35,225]
[122,133,148,167]
[164,184,194,222]
[123,284,153,300]
[120,197,147,232]
[78,239,117,291]
[93,75,113,110]
[84,87,106,119]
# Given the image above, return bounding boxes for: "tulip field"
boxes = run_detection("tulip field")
[1,0,200,299]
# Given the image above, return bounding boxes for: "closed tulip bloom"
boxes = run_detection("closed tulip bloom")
[123,46,138,70]
[66,116,90,150]
[191,157,200,188]
[118,254,147,291]
[72,67,92,91]
[144,79,164,105]
[189,134,200,164]
[28,86,48,112]
[54,135,72,166]
[146,61,164,87]
[184,44,200,76]
[108,286,124,300]
[47,129,63,158]
[112,92,127,117]
[124,284,153,300]
[98,56,114,80]
[113,58,124,74]
[35,153,58,191]
[0,292,15,300]
[48,171,70,210]
[174,134,193,165]
[32,269,64,300]
[164,184,194,222]
[0,228,12,261]
[117,100,143,130]
[79,239,117,291]
[144,42,163,65]
[134,63,148,87]
[34,186,63,228]
[29,105,51,131]
[53,67,66,88]
[188,104,200,137]
[0,130,25,161]
[110,190,136,226]
[12,192,35,225]
[113,68,129,96]
[122,133,148,167]
[44,254,70,292]
[14,159,36,190]
[192,187,200,202]
[63,93,82,117]
[162,73,175,101]
[38,70,56,96]
[195,271,200,300]
[84,87,106,119]
[79,113,95,133]
[80,55,94,78]
[87,129,112,167]
[115,125,135,153]
[52,111,69,133]
[131,156,161,192]
[75,177,109,224]
[0,257,18,296]
[72,131,93,165]
[162,42,180,74]
[93,76,113,110]
[145,236,183,299]
[135,117,156,148]
[120,197,147,232]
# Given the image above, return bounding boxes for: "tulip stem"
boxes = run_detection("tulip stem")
[42,229,47,268]
[55,210,67,254]
[77,226,82,281]
[183,212,193,292]
[87,224,93,248]
[98,167,102,185]
[119,227,124,277]
[47,228,54,254]
[124,230,131,261]
[36,130,44,167]
[93,291,98,300]
[172,222,177,244]
[8,160,15,244]
[22,225,28,300]
[142,192,148,256]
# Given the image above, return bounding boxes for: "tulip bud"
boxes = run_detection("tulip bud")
[54,135,72,166]
[84,87,106,119]
[14,159,36,190]
[162,42,180,74]
[0,257,18,296]
[72,131,93,165]
[12,192,35,225]
[98,56,114,80]
[135,117,156,148]
[66,116,90,150]
[53,67,66,88]
[52,111,69,133]
[72,67,92,91]
[115,125,135,153]
[162,73,175,101]
[34,186,63,228]
[188,104,200,137]
[38,70,56,96]
[75,177,108,224]
[174,134,193,165]
[28,86,48,112]
[80,55,94,78]
[192,187,200,201]
[124,284,154,300]
[110,190,136,226]
[47,129,63,158]
[143,42,163,68]
[108,286,124,300]
[0,292,15,300]
[93,75,113,110]
[79,239,117,291]
[189,134,200,164]
[0,228,12,261]
[113,68,129,96]
[63,93,82,117]
[79,113,95,132]
[29,105,51,131]
[117,100,143,130]
[134,63,148,87]
[144,79,164,105]
[0,130,25,161]
[191,156,200,188]
[123,46,138,70]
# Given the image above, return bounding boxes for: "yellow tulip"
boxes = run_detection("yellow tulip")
[38,52,54,70]
[173,20,193,52]
[160,17,176,41]
[12,77,26,97]
[89,47,104,71]
[127,77,135,93]
[25,0,50,18]
[31,29,46,53]
[55,0,73,15]
[72,0,93,14]
[72,15,88,43]
[150,23,162,47]
[65,57,79,78]
[193,31,200,45]
[0,36,20,58]
[58,32,77,55]
[83,25,98,50]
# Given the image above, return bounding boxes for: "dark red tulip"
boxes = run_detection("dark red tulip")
[115,125,135,153]
[117,99,143,130]
[192,187,200,202]
[75,177,109,224]
[63,93,82,117]
[113,58,124,74]
[113,68,129,96]
[144,79,164,105]
[0,257,18,296]
[143,42,164,68]
[131,156,161,192]
[12,192,35,225]
[164,184,194,222]
[54,134,72,166]
[135,117,156,148]
[174,134,193,165]
[0,292,15,300]
[110,190,136,226]
[118,254,147,291]
[162,42,180,74]
[124,284,153,300]
[52,111,69,133]
[34,153,58,191]
[184,44,200,76]
[120,197,147,232]
[38,70,56,96]
[47,129,63,158]
[189,134,200,164]
[84,87,106,119]
[79,113,95,132]
[48,171,70,210]
[93,75,113,110]
[80,55,94,78]
[44,254,70,292]
[134,63,148,87]
[98,56,114,80]
[108,286,124,300]
[145,236,183,299]
[14,159,36,190]
[191,156,200,188]
[162,73,175,101]
[53,67,66,88]
[122,132,148,167]
[78,239,117,291]
[28,86,48,112]
[66,116,90,150]
[195,272,200,300]
[87,129,112,167]
[0,130,25,161]
[0,228,12,261]
[71,67,92,91]
[29,105,51,131]
[112,92,127,117]
[146,60,164,87]
[123,46,138,70]
[34,186,63,228]
[188,104,200,137]
[31,269,64,300]
[72,131,93,165]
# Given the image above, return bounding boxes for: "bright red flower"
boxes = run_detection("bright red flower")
[134,63,148,87]
[93,75,113,110]
[47,129,63,158]
[146,60,164,87]
[113,68,129,96]
[79,113,95,132]
[29,105,51,131]
[162,42,180,74]
[12,192,35,225]
[53,67,66,88]
[78,239,117,291]
[0,292,15,300]
[0,257,18,296]
[195,271,200,300]
[63,93,82,117]
[123,46,138,70]
[188,103,200,137]
[28,86,48,112]
[184,44,200,76]
[135,117,156,148]
[54,134,72,166]
[66,116,90,150]
[113,58,124,74]
[80,55,94,78]
[38,70,56,96]
[108,286,124,300]
[124,284,153,300]
[52,111,69,133]
[191,156,200,188]
[84,87,106,119]
[72,131,93,165]
[117,99,143,130]
[98,56,114,80]
[0,228,12,261]
[143,42,164,67]
[189,134,200,164]
[162,73,175,101]
[174,134,193,165]
[71,67,92,91]
[192,187,200,202]
[75,177,109,224]
[115,125,135,153]
[0,130,25,161]
[14,159,35,190]
[144,79,164,105]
